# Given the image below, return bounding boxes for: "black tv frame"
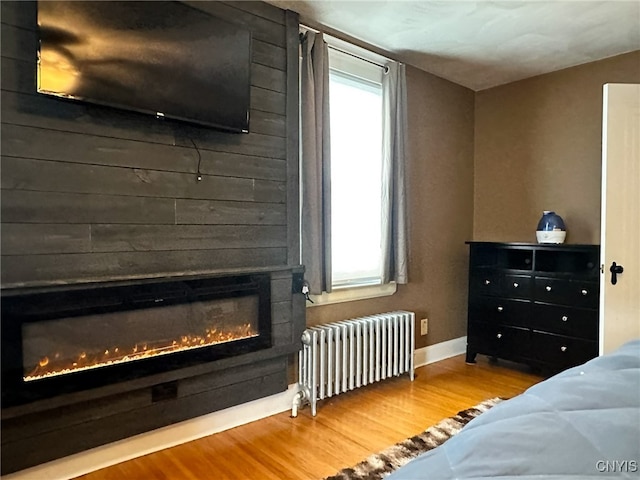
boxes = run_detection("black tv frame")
[36,1,252,133]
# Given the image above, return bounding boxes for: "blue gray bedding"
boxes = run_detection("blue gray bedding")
[388,339,640,479]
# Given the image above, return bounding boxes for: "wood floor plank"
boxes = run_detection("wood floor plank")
[75,354,543,480]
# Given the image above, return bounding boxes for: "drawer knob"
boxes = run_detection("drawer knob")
[561,346,567,352]
[581,289,588,296]
[562,315,568,322]
[497,306,504,312]
[513,282,519,288]
[484,279,491,285]
[545,285,552,292]
[497,333,502,339]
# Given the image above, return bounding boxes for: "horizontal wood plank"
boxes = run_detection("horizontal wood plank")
[0,24,37,62]
[198,150,286,179]
[272,323,293,346]
[1,124,286,180]
[174,125,287,160]
[227,1,285,25]
[1,89,185,145]
[178,357,285,398]
[251,87,287,116]
[0,1,36,28]
[1,248,288,287]
[175,199,286,225]
[253,40,287,71]
[271,301,292,326]
[1,223,91,255]
[0,57,35,95]
[1,389,151,444]
[1,223,287,255]
[271,277,292,303]
[1,190,176,224]
[1,157,286,203]
[184,1,286,47]
[90,225,287,253]
[252,64,287,93]
[250,110,286,138]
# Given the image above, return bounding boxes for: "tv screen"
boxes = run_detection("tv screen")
[37,1,252,133]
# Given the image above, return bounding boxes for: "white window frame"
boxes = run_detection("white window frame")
[308,281,397,307]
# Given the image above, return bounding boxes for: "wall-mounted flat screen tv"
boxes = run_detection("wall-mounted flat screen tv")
[37,1,251,133]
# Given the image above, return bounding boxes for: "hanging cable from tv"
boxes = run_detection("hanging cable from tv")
[188,137,203,182]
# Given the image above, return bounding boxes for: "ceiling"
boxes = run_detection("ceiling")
[266,1,640,91]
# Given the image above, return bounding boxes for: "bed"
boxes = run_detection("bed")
[388,339,640,479]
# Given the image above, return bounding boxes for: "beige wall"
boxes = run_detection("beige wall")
[474,51,640,243]
[306,51,640,350]
[306,66,476,349]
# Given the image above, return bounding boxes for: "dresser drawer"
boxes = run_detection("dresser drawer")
[531,304,598,340]
[470,271,502,296]
[471,272,532,299]
[503,274,532,299]
[534,277,599,309]
[469,297,531,327]
[530,331,598,370]
[468,322,530,361]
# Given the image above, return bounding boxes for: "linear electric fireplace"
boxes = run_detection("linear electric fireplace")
[1,274,272,407]
[1,269,304,475]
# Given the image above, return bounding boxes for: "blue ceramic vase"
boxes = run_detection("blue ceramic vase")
[536,211,566,243]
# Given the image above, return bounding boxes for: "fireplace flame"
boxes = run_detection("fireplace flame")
[24,323,258,382]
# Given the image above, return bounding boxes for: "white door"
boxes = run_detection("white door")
[599,83,640,354]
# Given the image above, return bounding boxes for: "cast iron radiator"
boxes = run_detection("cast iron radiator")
[291,311,415,416]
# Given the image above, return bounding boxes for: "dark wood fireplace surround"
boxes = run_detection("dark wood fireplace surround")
[1,268,305,474]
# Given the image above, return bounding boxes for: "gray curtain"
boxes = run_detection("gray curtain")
[381,62,409,284]
[300,31,332,294]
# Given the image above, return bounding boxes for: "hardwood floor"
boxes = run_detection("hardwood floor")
[76,355,543,480]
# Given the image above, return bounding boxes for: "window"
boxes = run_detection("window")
[328,49,384,289]
[300,31,407,305]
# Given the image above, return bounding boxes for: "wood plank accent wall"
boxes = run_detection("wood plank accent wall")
[0,2,304,474]
[0,0,300,288]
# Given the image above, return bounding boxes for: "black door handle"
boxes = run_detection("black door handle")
[610,262,624,285]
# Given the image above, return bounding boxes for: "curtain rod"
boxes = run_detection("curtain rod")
[300,23,390,72]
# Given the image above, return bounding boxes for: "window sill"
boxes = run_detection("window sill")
[307,282,397,307]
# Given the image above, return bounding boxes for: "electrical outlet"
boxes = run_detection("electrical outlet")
[420,318,429,336]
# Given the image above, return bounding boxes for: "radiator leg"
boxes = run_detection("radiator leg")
[409,312,416,381]
[291,389,305,418]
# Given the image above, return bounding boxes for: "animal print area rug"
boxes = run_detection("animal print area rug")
[324,397,504,480]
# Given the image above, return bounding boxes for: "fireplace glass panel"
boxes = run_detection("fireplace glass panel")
[22,295,259,381]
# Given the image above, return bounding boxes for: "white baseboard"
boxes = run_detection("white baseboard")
[414,336,467,368]
[3,336,466,480]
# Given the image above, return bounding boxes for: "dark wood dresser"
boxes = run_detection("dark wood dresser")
[465,242,600,372]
